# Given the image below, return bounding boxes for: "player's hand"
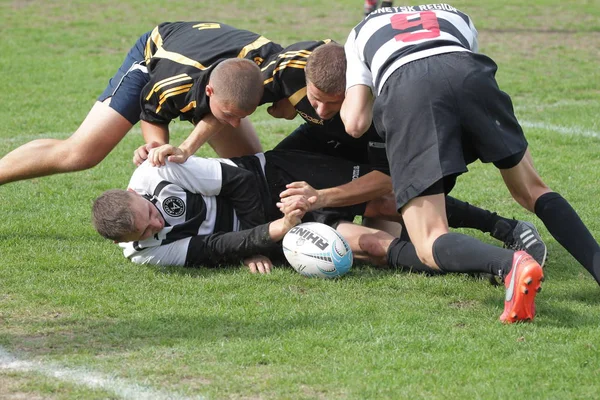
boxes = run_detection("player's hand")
[280,194,311,229]
[244,254,272,274]
[267,98,297,120]
[133,141,162,166]
[148,144,189,166]
[279,181,321,210]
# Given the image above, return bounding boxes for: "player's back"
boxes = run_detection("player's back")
[346,4,478,93]
[145,21,282,72]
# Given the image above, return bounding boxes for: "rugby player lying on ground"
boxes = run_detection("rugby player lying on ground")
[91,150,544,322]
[93,149,542,273]
[93,149,404,272]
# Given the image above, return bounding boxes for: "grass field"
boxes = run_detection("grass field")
[1,0,600,398]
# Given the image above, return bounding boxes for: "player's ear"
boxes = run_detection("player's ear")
[205,84,214,97]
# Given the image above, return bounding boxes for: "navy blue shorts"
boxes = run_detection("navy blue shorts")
[97,31,151,124]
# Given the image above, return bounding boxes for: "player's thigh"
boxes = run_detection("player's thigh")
[362,217,403,237]
[401,193,449,263]
[65,101,133,166]
[209,117,262,158]
[374,63,466,210]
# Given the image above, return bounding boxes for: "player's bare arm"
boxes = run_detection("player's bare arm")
[134,121,170,166]
[279,170,392,211]
[147,115,226,166]
[340,85,374,138]
[269,195,310,240]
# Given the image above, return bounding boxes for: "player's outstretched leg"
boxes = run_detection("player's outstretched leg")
[500,251,544,323]
[501,148,600,285]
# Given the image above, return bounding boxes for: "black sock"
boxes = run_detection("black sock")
[535,192,600,284]
[386,238,442,275]
[432,232,514,277]
[446,196,517,242]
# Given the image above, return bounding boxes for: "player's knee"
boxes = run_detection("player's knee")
[358,234,387,259]
[56,142,106,172]
[364,193,398,220]
[510,183,550,212]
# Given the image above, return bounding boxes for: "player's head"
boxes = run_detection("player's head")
[305,42,346,120]
[206,58,264,127]
[92,189,165,242]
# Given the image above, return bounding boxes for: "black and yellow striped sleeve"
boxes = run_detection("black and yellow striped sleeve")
[140,21,283,124]
[260,40,330,105]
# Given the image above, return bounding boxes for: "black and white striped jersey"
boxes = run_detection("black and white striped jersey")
[120,156,235,265]
[345,4,478,95]
[119,155,276,267]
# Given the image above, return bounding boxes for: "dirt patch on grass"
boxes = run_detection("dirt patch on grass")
[481,30,600,61]
[449,300,478,309]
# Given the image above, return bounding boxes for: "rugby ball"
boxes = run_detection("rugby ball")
[282,222,353,278]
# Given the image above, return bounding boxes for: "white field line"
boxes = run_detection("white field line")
[520,120,600,139]
[0,346,204,400]
[3,119,599,145]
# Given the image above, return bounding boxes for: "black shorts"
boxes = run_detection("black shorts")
[373,51,528,210]
[274,122,369,162]
[274,122,390,174]
[97,31,151,124]
[264,150,373,225]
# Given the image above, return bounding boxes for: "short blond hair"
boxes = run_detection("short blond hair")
[209,58,264,112]
[305,42,346,95]
[92,189,136,242]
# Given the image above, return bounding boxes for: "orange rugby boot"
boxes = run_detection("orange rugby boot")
[500,251,544,323]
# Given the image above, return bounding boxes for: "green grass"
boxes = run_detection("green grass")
[1,0,600,398]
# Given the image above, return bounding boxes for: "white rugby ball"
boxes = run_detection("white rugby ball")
[282,222,353,278]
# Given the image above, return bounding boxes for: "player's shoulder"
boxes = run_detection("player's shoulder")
[280,39,335,56]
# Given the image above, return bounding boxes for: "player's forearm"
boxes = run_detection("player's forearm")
[268,217,297,242]
[141,121,169,145]
[318,171,392,208]
[178,115,224,158]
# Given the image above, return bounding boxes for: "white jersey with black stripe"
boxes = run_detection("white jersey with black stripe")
[345,4,478,95]
[119,157,240,266]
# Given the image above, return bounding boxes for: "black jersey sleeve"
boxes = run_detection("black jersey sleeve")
[219,163,266,230]
[184,223,280,266]
[260,40,331,105]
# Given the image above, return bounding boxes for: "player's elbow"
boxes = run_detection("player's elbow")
[341,108,372,138]
[344,118,370,138]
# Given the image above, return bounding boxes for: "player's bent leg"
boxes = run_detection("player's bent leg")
[499,148,551,211]
[363,192,403,223]
[401,193,449,268]
[361,217,403,237]
[335,222,395,265]
[208,117,263,158]
[0,101,132,184]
